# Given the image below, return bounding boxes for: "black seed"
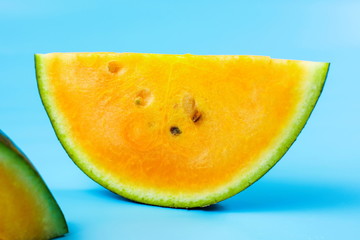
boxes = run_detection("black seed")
[170,126,182,136]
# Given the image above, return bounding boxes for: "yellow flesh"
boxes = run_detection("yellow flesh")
[0,138,67,239]
[0,167,40,239]
[40,53,315,198]
[0,163,56,239]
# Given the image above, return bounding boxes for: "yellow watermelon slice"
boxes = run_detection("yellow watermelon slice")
[0,131,68,239]
[35,53,329,208]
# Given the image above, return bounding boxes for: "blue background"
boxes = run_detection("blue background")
[1,0,359,239]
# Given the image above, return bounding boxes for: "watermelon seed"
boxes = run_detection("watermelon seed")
[108,61,122,73]
[135,89,152,106]
[170,126,182,136]
[192,110,202,123]
[182,93,201,123]
[135,97,142,105]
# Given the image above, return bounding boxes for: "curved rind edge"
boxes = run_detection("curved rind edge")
[224,61,330,202]
[0,129,68,238]
[35,53,329,208]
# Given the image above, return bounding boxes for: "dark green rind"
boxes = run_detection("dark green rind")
[0,130,68,239]
[35,53,329,208]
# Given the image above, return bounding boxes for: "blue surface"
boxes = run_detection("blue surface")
[1,0,359,239]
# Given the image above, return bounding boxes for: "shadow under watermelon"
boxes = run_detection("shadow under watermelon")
[216,178,359,213]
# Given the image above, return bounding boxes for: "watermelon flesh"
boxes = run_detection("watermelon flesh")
[0,130,68,239]
[35,53,329,208]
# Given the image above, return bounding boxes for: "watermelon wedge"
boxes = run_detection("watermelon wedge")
[35,53,329,208]
[0,130,68,239]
